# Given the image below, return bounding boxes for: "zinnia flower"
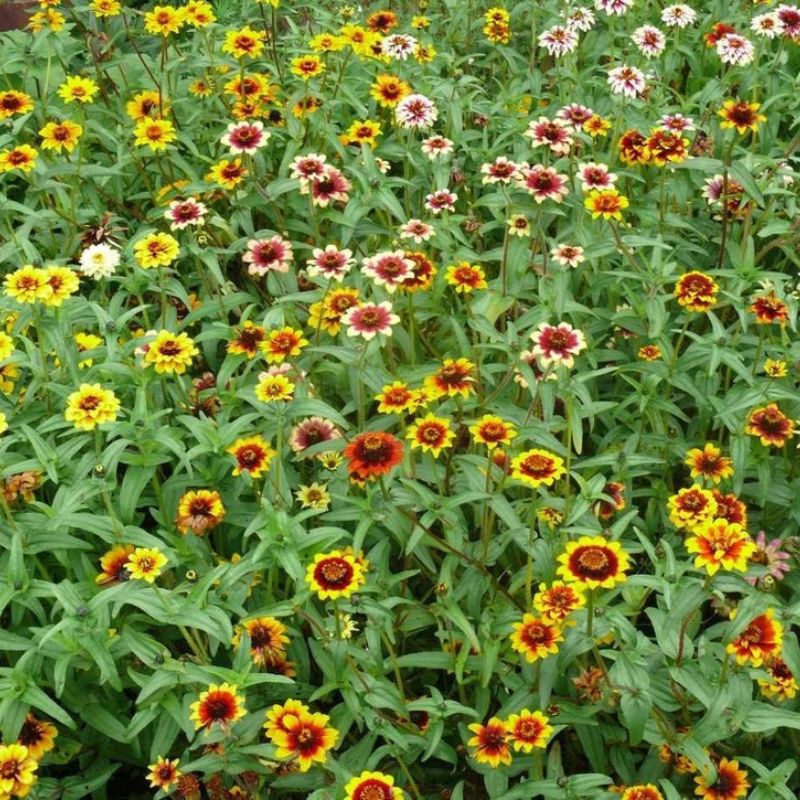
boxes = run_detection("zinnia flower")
[510,614,564,662]
[189,683,246,730]
[65,384,120,430]
[745,403,795,447]
[556,536,630,588]
[467,718,512,767]
[343,431,404,480]
[505,709,553,752]
[694,757,750,800]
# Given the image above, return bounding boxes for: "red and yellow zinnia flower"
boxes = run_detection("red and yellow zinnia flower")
[685,518,756,575]
[189,683,246,730]
[510,614,564,662]
[467,717,512,768]
[556,536,630,589]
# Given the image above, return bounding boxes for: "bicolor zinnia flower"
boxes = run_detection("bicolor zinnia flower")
[745,403,795,447]
[227,320,266,358]
[444,262,487,293]
[622,786,664,800]
[395,93,437,128]
[190,683,246,730]
[147,757,182,791]
[0,744,37,798]
[362,251,414,292]
[221,120,269,154]
[718,100,765,134]
[749,291,789,326]
[747,532,791,585]
[510,449,566,489]
[593,481,626,520]
[694,757,750,800]
[424,358,476,399]
[343,301,400,340]
[176,489,225,535]
[0,144,38,174]
[505,709,553,752]
[134,232,179,269]
[469,414,517,450]
[222,26,265,58]
[344,770,402,800]
[269,709,338,771]
[685,443,734,484]
[57,75,99,104]
[674,271,719,312]
[127,547,167,583]
[96,544,134,586]
[726,610,783,667]
[516,164,570,203]
[530,321,587,368]
[467,718,512,767]
[65,384,120,430]
[17,714,57,760]
[557,536,630,589]
[244,235,293,275]
[306,550,364,600]
[0,90,34,119]
[685,518,756,575]
[510,614,564,662]
[39,120,82,153]
[207,158,248,189]
[133,118,177,151]
[290,417,341,453]
[261,327,309,364]
[668,485,718,531]
[758,657,799,701]
[375,381,419,415]
[233,616,289,666]
[344,431,404,481]
[533,581,586,623]
[227,435,275,477]
[255,372,295,403]
[407,413,455,458]
[584,188,629,220]
[306,244,355,281]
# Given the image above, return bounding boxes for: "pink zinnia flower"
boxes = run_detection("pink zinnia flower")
[310,166,351,207]
[516,165,569,204]
[306,244,354,281]
[243,235,293,275]
[421,135,454,159]
[343,301,400,340]
[524,117,573,155]
[424,189,457,214]
[164,197,207,230]
[746,532,791,586]
[290,416,341,453]
[396,94,438,129]
[530,321,587,368]
[481,156,520,184]
[362,250,415,292]
[578,162,617,191]
[399,219,434,243]
[221,121,269,154]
